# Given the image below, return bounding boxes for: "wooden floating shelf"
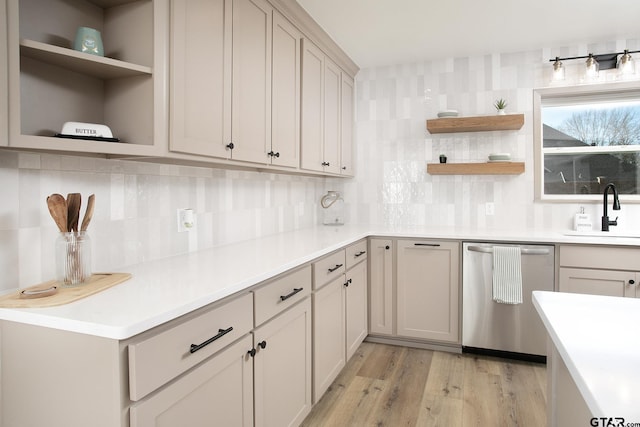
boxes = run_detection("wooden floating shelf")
[426,113,524,134]
[427,162,525,175]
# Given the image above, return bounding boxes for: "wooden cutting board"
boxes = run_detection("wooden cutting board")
[0,273,131,308]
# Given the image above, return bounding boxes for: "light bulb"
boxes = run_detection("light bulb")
[585,54,599,79]
[552,57,565,81]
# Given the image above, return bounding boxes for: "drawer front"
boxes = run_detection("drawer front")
[254,265,311,326]
[128,292,253,401]
[345,240,367,270]
[313,250,346,289]
[560,245,640,270]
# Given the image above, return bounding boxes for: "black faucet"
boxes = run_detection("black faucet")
[601,183,621,231]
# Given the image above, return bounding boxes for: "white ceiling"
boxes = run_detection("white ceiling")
[296,0,640,69]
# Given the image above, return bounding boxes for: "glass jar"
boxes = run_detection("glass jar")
[321,190,344,225]
[56,232,92,286]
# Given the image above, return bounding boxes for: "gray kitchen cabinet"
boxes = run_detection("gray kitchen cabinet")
[5,0,168,156]
[340,72,355,176]
[270,10,301,168]
[130,335,254,427]
[368,238,394,336]
[300,38,345,175]
[559,245,640,298]
[397,239,460,343]
[312,241,367,403]
[0,0,7,147]
[253,298,312,427]
[170,0,272,164]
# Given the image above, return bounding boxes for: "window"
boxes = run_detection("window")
[535,82,640,201]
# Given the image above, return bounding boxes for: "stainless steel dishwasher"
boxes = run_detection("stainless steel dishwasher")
[462,242,554,362]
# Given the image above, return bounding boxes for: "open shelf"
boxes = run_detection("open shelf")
[427,162,525,175]
[426,113,524,134]
[20,39,152,79]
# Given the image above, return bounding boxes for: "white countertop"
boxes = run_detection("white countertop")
[1,224,639,340]
[533,291,640,420]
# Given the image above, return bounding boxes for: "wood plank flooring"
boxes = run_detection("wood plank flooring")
[301,342,547,427]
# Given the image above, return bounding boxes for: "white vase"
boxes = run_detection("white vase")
[497,109,506,115]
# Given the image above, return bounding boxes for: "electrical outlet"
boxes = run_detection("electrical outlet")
[485,202,495,216]
[177,208,195,232]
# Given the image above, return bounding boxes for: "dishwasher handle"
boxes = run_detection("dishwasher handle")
[467,245,550,255]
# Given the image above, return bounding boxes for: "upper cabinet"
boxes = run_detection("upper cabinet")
[301,38,352,175]
[170,0,301,168]
[0,0,8,147]
[5,0,169,156]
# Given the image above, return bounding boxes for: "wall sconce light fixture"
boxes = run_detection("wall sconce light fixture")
[549,49,638,81]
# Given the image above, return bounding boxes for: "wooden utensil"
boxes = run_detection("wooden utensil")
[46,193,68,233]
[66,193,81,232]
[80,194,95,232]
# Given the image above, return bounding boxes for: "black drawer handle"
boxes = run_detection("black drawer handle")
[190,327,233,354]
[258,340,267,349]
[354,251,366,257]
[280,287,303,301]
[414,243,440,247]
[328,263,343,273]
[630,279,636,285]
[344,278,352,287]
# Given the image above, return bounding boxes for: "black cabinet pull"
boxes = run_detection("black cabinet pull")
[248,348,256,357]
[268,151,280,158]
[258,340,267,349]
[630,279,636,285]
[280,287,303,301]
[414,243,440,247]
[344,278,352,287]
[190,327,233,354]
[328,263,343,273]
[226,142,235,150]
[321,161,330,166]
[342,166,347,170]
[354,251,366,257]
[385,245,390,250]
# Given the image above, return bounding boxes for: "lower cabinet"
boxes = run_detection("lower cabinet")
[252,298,312,427]
[368,238,393,336]
[312,243,367,403]
[559,245,640,298]
[368,238,460,345]
[130,335,254,427]
[397,239,459,343]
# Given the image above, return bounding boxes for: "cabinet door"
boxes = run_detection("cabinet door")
[340,72,354,175]
[322,57,341,174]
[396,240,459,343]
[345,260,367,360]
[270,11,300,168]
[130,335,253,427]
[170,0,232,159]
[0,0,7,147]
[253,298,312,427]
[300,38,324,173]
[369,238,394,335]
[230,0,272,164]
[559,267,631,297]
[312,275,345,403]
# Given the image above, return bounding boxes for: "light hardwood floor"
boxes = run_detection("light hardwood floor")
[301,342,547,427]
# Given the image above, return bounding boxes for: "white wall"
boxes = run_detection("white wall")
[344,38,640,232]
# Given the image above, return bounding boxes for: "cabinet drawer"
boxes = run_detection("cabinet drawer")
[345,240,367,270]
[128,293,253,401]
[313,250,346,289]
[254,266,311,326]
[560,245,640,270]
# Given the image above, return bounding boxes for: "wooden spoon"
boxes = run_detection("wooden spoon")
[66,193,82,233]
[46,194,68,233]
[80,194,95,232]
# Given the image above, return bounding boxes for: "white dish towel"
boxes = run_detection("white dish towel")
[492,245,523,304]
